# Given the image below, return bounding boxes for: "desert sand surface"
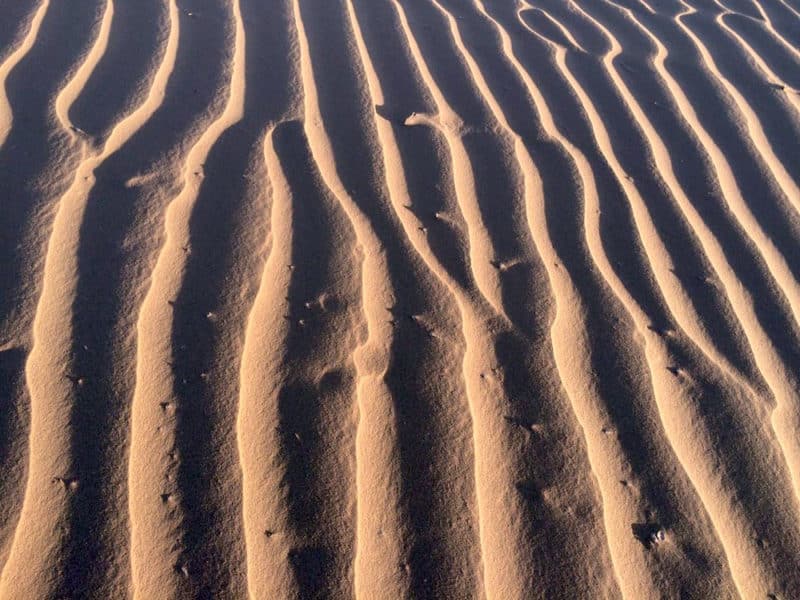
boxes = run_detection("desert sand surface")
[0,0,799,597]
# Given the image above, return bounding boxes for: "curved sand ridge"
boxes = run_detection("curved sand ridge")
[0,0,799,596]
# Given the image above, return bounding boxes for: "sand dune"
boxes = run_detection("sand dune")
[0,0,799,597]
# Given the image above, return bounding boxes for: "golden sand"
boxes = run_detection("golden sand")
[0,0,799,597]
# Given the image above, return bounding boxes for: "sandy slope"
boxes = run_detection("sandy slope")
[0,0,799,597]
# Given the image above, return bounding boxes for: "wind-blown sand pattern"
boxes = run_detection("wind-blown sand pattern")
[0,0,799,597]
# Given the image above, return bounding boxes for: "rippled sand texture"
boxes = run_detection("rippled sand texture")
[0,0,799,597]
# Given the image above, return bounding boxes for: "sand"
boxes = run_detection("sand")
[0,0,799,597]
